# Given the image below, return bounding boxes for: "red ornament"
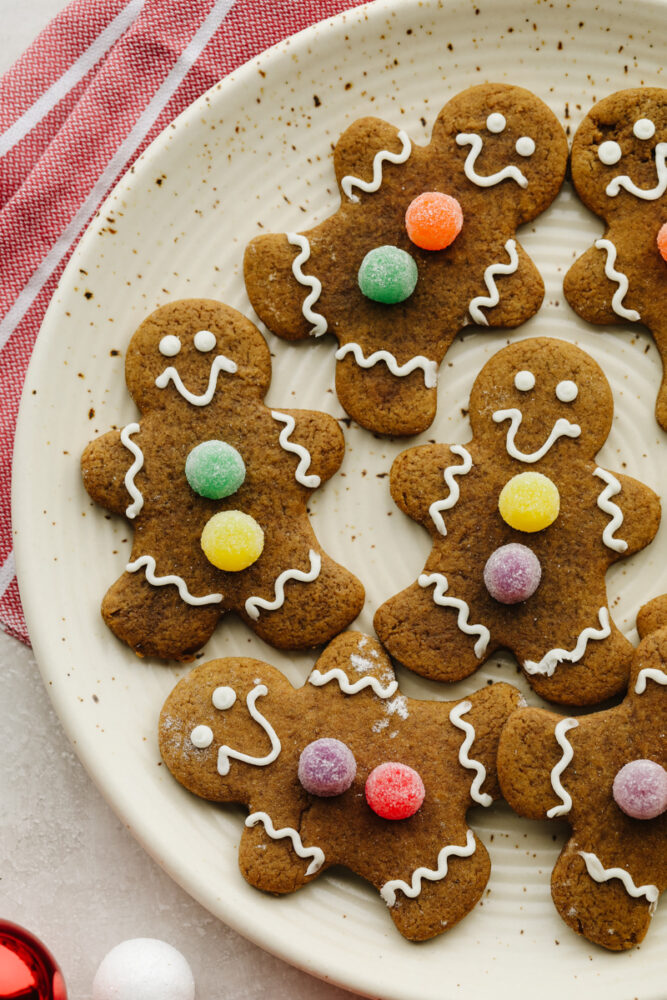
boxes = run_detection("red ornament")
[365,761,425,820]
[0,921,67,1000]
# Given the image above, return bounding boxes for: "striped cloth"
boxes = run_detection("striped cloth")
[0,0,369,645]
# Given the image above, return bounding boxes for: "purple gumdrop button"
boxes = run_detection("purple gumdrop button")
[298,738,357,797]
[483,542,542,604]
[612,759,667,820]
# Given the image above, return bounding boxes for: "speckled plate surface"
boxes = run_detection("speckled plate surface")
[12,1,667,997]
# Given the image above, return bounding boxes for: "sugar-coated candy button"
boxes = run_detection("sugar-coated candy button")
[365,761,425,820]
[92,938,195,1000]
[185,440,245,499]
[612,759,667,820]
[298,738,357,797]
[201,510,264,571]
[483,543,542,604]
[657,222,667,263]
[405,192,463,251]
[357,245,418,303]
[498,472,560,533]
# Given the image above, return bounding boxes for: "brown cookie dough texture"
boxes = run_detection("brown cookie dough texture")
[498,596,667,951]
[564,88,667,428]
[159,631,521,941]
[244,83,568,436]
[81,299,364,661]
[374,337,661,706]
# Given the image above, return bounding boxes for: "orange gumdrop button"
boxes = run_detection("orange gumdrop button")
[405,191,463,251]
[658,222,667,263]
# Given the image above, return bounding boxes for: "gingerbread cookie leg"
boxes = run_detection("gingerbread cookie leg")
[335,353,439,436]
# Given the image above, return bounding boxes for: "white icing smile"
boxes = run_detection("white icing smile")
[155,354,238,405]
[603,133,667,201]
[456,115,532,189]
[492,407,581,463]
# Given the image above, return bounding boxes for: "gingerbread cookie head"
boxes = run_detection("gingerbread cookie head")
[81,298,364,661]
[244,83,567,436]
[498,595,667,951]
[159,631,521,940]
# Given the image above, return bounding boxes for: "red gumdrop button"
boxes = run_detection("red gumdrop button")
[365,761,425,820]
[405,192,463,251]
[658,222,667,262]
[0,921,67,1000]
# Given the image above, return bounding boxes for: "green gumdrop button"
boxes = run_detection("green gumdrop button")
[357,245,418,304]
[185,441,246,499]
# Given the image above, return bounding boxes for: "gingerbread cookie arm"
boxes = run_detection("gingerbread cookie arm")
[243,234,319,342]
[270,408,345,485]
[332,117,412,204]
[239,805,326,893]
[458,683,523,803]
[467,239,544,329]
[82,428,143,517]
[592,469,661,559]
[563,244,624,325]
[389,442,474,530]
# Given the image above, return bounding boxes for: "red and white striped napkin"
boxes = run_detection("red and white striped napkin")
[0,0,370,645]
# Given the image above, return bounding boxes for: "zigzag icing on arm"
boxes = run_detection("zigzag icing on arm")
[340,129,412,202]
[285,233,327,337]
[468,239,520,325]
[455,133,528,188]
[429,445,473,536]
[381,828,477,906]
[492,408,581,463]
[635,667,667,694]
[594,239,640,321]
[593,467,628,552]
[271,411,320,488]
[308,667,398,700]
[523,607,611,677]
[155,354,238,405]
[245,550,321,621]
[418,572,490,658]
[245,811,325,876]
[217,684,281,775]
[120,422,144,519]
[126,554,222,605]
[449,700,493,806]
[605,142,667,201]
[579,851,659,912]
[547,717,579,818]
[335,343,438,388]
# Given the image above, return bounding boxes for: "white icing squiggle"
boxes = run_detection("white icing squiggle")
[271,411,320,488]
[155,354,238,405]
[579,851,659,912]
[449,701,492,806]
[381,829,477,906]
[547,717,579,818]
[245,811,324,876]
[335,342,438,388]
[217,684,281,775]
[245,550,321,621]
[635,667,667,694]
[429,445,473,536]
[341,130,412,202]
[492,408,581,463]
[594,239,640,322]
[523,607,611,677]
[286,233,327,337]
[455,132,528,188]
[468,239,520,325]
[126,554,222,605]
[418,572,490,658]
[593,468,628,553]
[120,422,144,519]
[309,667,398,700]
[605,142,667,201]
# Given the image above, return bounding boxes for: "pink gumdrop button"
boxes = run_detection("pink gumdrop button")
[657,222,667,262]
[365,762,425,820]
[612,759,667,819]
[483,542,542,604]
[298,738,357,797]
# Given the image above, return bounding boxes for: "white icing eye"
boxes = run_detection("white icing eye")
[159,334,181,357]
[190,725,214,749]
[212,686,236,710]
[598,141,622,166]
[633,118,655,140]
[556,380,578,403]
[514,370,536,391]
[194,329,217,352]
[515,136,535,157]
[486,113,506,134]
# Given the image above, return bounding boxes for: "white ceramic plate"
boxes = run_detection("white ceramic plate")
[13,1,667,997]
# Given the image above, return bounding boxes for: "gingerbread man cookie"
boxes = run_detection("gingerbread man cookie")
[374,337,661,705]
[497,595,667,951]
[81,299,364,661]
[159,631,521,940]
[244,83,568,435]
[564,88,667,429]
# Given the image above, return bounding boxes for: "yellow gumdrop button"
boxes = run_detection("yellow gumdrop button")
[498,472,560,533]
[201,510,264,571]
